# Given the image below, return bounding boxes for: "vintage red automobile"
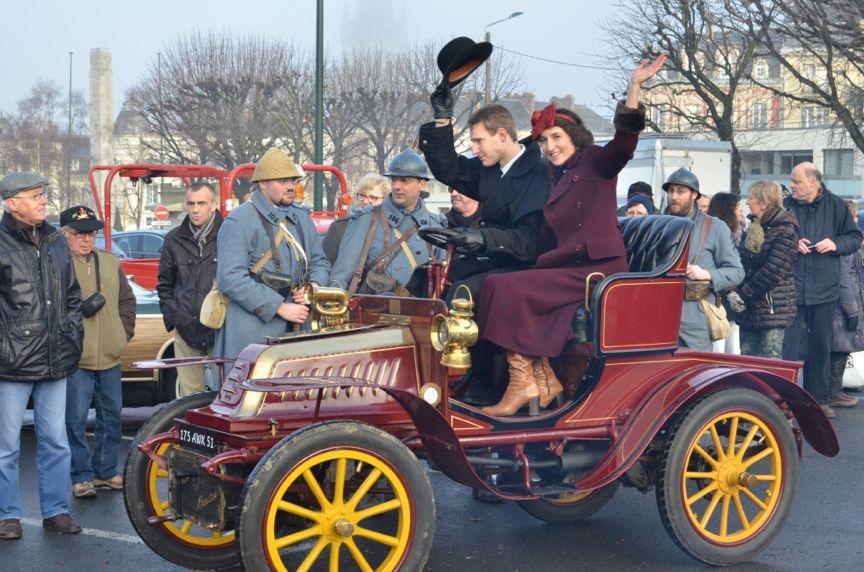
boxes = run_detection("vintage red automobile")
[123,215,838,570]
[88,162,351,290]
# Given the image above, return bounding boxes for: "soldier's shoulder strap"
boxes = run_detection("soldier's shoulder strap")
[347,206,382,295]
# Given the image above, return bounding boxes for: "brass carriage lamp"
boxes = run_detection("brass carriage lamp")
[431,285,479,369]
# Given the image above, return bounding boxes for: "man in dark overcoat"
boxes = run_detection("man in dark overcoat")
[419,101,550,301]
[783,162,863,416]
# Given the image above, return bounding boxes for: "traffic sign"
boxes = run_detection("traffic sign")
[153,204,169,221]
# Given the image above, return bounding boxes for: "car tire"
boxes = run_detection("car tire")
[123,391,240,570]
[656,388,798,566]
[237,420,436,572]
[517,481,619,523]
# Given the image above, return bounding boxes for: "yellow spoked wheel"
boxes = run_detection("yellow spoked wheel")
[657,388,798,566]
[146,443,236,547]
[681,411,782,544]
[124,391,241,570]
[238,421,435,572]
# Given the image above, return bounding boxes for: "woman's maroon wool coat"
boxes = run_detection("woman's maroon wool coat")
[478,104,645,356]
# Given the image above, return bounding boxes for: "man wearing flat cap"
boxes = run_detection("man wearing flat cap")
[60,205,136,500]
[215,148,330,359]
[0,173,84,539]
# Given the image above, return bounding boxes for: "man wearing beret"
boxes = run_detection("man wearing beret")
[60,205,136,499]
[0,173,84,539]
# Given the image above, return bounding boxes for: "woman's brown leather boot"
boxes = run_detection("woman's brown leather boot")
[481,352,540,417]
[534,357,564,408]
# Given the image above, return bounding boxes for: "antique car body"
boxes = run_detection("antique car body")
[123,215,838,571]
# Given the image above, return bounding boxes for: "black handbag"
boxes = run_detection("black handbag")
[81,253,107,318]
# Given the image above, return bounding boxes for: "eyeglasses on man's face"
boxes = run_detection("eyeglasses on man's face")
[11,190,47,202]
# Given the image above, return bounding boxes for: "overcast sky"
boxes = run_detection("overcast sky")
[0,0,622,117]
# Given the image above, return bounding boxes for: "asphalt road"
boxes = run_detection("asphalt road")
[6,403,864,571]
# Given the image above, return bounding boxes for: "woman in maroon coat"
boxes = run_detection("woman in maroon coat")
[478,56,666,416]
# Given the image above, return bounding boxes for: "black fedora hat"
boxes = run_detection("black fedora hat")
[437,36,493,88]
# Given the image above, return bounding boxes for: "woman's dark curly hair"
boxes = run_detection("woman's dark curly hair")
[708,192,741,235]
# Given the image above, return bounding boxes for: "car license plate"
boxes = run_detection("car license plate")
[178,425,219,454]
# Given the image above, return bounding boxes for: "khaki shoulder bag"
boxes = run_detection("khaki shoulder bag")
[688,216,730,341]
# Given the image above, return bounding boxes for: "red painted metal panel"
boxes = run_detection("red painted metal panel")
[599,278,685,352]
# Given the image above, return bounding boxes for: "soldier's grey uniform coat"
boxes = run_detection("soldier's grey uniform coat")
[329,194,445,292]
[215,190,330,359]
[679,208,745,351]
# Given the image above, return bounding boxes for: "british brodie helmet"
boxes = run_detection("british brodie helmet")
[385,150,431,180]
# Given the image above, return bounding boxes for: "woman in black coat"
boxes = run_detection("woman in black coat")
[737,181,798,358]
[827,201,864,408]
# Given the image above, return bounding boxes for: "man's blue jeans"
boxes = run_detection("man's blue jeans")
[0,378,71,520]
[65,366,123,484]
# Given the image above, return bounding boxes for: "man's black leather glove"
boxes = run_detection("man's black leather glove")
[430,83,454,120]
[449,230,485,254]
[847,314,859,332]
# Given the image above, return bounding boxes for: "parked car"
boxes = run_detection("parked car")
[124,215,838,570]
[94,234,129,258]
[122,280,176,404]
[112,230,167,259]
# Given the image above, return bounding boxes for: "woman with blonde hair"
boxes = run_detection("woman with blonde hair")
[322,173,390,263]
[736,181,798,358]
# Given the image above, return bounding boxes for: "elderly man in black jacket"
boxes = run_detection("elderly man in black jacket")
[0,173,84,539]
[157,182,222,397]
[783,162,863,417]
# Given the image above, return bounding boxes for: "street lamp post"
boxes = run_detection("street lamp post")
[66,51,73,204]
[483,11,524,105]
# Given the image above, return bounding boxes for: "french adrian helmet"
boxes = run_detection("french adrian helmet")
[385,150,431,180]
[251,148,303,182]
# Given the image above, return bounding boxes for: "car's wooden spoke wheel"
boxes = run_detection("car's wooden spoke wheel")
[263,449,411,572]
[238,421,435,572]
[146,443,236,547]
[681,411,782,544]
[657,388,798,566]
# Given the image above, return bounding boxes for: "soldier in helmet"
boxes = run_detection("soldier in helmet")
[215,148,330,359]
[329,150,446,295]
[663,167,743,351]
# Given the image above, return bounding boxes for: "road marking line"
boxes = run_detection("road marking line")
[20,517,144,544]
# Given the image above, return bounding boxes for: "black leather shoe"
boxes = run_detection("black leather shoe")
[0,519,22,540]
[43,513,82,534]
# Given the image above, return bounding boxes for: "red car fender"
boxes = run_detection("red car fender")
[571,365,839,493]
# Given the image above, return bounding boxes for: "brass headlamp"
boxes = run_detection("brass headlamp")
[303,283,350,331]
[431,284,478,369]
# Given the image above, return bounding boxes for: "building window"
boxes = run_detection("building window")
[753,59,769,80]
[742,151,775,176]
[780,151,814,174]
[801,106,828,128]
[750,103,768,129]
[824,149,854,178]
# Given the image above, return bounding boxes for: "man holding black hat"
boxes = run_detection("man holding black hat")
[663,168,743,350]
[0,173,84,539]
[60,205,136,499]
[419,37,550,300]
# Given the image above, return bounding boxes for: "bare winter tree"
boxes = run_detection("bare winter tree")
[600,0,774,193]
[126,31,306,168]
[737,0,864,154]
[0,80,88,210]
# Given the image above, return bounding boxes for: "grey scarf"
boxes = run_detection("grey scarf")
[189,213,216,256]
